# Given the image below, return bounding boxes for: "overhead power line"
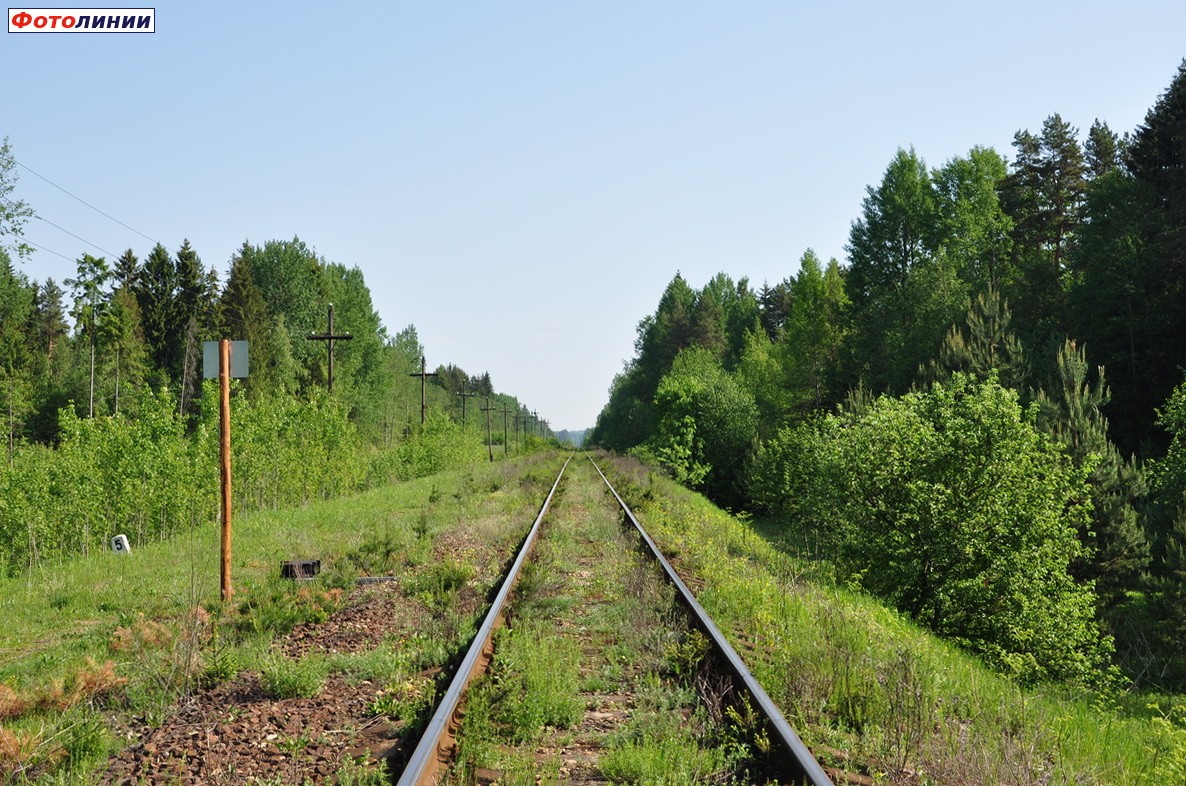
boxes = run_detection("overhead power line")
[21,237,75,263]
[14,158,173,254]
[32,213,120,259]
[2,197,120,261]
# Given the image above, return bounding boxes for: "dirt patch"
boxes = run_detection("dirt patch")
[100,583,423,785]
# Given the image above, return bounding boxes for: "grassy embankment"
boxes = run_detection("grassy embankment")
[599,453,1186,786]
[0,453,565,784]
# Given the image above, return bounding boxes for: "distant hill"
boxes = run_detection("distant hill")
[556,429,587,447]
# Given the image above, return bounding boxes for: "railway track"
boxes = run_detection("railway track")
[99,453,830,784]
[396,454,832,785]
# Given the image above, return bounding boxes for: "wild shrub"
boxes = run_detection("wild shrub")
[750,374,1110,686]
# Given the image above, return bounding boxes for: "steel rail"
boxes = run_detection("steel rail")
[589,456,834,786]
[396,454,572,786]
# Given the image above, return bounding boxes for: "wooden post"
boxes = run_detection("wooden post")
[307,304,353,393]
[409,357,439,425]
[481,398,495,462]
[500,401,510,457]
[219,339,233,602]
[457,390,477,426]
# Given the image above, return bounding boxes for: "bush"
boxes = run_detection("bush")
[750,374,1110,686]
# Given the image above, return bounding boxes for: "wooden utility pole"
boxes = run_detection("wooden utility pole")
[219,339,233,602]
[457,390,477,426]
[409,357,439,425]
[500,401,511,457]
[306,304,353,393]
[480,398,495,462]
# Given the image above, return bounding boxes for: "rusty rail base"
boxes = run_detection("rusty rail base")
[589,455,834,786]
[395,455,572,786]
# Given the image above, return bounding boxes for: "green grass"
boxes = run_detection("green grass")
[451,459,750,783]
[259,652,329,699]
[601,452,1186,785]
[0,451,567,784]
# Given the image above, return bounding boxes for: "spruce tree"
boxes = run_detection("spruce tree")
[133,243,179,384]
[220,246,270,398]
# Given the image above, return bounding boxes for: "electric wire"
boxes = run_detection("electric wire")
[14,158,173,254]
[2,197,121,262]
[32,214,120,259]
[19,237,75,263]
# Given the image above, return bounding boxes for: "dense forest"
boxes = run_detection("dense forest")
[591,60,1186,691]
[0,168,554,574]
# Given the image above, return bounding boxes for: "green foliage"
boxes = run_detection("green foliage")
[930,284,1027,390]
[1036,340,1148,605]
[845,149,970,392]
[369,412,486,484]
[0,137,34,262]
[223,383,365,509]
[600,723,731,784]
[751,375,1109,685]
[403,559,475,610]
[776,251,849,417]
[487,624,583,742]
[931,146,1014,291]
[367,673,436,732]
[994,115,1087,376]
[1144,376,1186,683]
[643,347,757,504]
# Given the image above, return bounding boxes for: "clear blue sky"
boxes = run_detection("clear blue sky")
[4,1,1185,430]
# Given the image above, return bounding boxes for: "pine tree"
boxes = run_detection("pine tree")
[1035,340,1148,606]
[174,239,207,403]
[757,279,792,339]
[779,250,850,414]
[1000,115,1087,368]
[931,285,1027,389]
[30,278,69,366]
[100,286,149,415]
[24,278,72,442]
[1071,60,1186,457]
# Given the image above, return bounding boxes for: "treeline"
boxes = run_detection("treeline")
[591,60,1186,689]
[0,230,552,575]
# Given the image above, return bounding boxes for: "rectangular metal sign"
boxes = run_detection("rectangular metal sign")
[203,341,249,379]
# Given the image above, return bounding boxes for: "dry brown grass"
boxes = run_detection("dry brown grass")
[1,658,127,724]
[109,612,175,654]
[0,683,27,722]
[0,725,52,777]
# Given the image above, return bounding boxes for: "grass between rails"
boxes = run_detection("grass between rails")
[450,458,767,785]
[597,452,1186,786]
[0,451,567,784]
